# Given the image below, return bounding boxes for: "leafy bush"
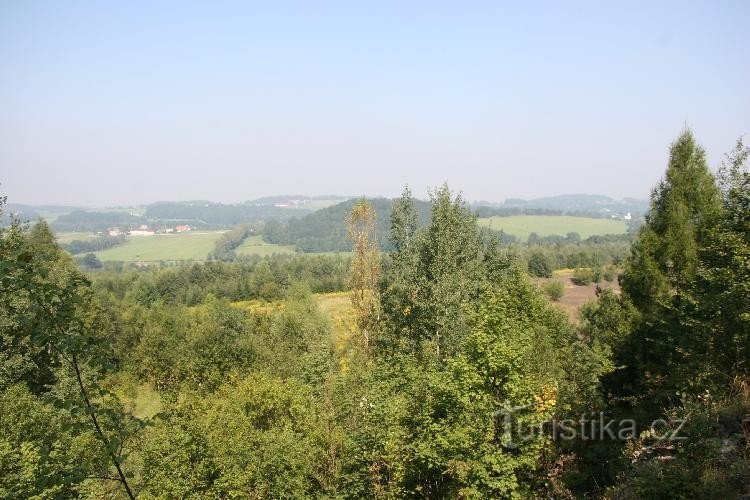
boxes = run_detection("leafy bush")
[527,251,553,278]
[602,265,616,282]
[572,267,593,285]
[543,280,565,301]
[591,266,603,283]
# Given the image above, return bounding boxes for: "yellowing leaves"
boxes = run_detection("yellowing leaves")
[534,385,558,414]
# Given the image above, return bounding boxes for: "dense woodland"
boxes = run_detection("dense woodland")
[1,130,749,498]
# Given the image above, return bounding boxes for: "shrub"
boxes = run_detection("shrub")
[528,251,553,278]
[602,265,616,282]
[591,266,603,283]
[543,280,564,301]
[572,267,593,285]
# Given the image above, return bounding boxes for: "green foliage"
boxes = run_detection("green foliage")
[602,265,616,282]
[527,250,553,277]
[135,296,256,392]
[378,184,506,358]
[0,383,110,498]
[77,252,103,269]
[572,267,593,285]
[93,254,350,306]
[572,132,750,496]
[515,238,631,273]
[62,234,128,255]
[145,200,301,229]
[2,131,746,499]
[53,210,145,232]
[208,223,253,261]
[137,373,327,498]
[543,279,564,301]
[622,129,721,310]
[349,265,595,497]
[607,380,750,499]
[1,211,141,497]
[264,196,431,252]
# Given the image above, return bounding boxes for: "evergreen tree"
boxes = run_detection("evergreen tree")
[684,138,750,383]
[622,129,721,311]
[609,130,723,405]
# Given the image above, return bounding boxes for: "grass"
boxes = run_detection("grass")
[94,231,224,262]
[92,232,298,262]
[477,215,628,241]
[55,231,98,243]
[234,235,297,257]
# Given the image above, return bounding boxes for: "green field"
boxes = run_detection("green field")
[55,231,98,244]
[94,231,223,262]
[92,232,298,262]
[476,215,628,241]
[234,235,297,257]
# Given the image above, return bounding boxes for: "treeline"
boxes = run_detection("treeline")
[61,234,128,255]
[51,202,307,233]
[514,233,633,276]
[475,193,649,217]
[92,254,350,305]
[145,201,303,228]
[207,224,253,261]
[264,197,635,253]
[53,210,146,232]
[475,205,607,218]
[521,240,630,277]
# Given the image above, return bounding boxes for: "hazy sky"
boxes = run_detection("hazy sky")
[1,1,748,206]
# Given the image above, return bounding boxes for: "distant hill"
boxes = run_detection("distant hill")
[46,201,310,232]
[3,203,40,223]
[263,197,431,252]
[53,210,147,232]
[245,195,349,205]
[475,194,648,218]
[2,203,89,225]
[144,201,305,229]
[7,193,647,235]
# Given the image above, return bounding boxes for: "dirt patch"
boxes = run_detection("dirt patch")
[535,270,620,323]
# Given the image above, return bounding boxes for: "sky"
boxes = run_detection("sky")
[1,1,748,207]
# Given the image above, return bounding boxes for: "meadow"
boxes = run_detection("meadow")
[86,231,300,262]
[476,215,628,241]
[234,234,296,257]
[93,231,224,262]
[55,231,98,244]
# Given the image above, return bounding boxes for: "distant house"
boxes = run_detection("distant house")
[176,225,191,233]
[164,228,175,233]
[108,227,121,236]
[624,212,632,221]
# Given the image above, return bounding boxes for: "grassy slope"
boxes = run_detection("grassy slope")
[92,232,298,262]
[94,231,223,262]
[55,231,98,244]
[476,215,627,241]
[234,234,296,257]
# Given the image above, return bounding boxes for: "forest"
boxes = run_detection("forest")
[1,130,749,498]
